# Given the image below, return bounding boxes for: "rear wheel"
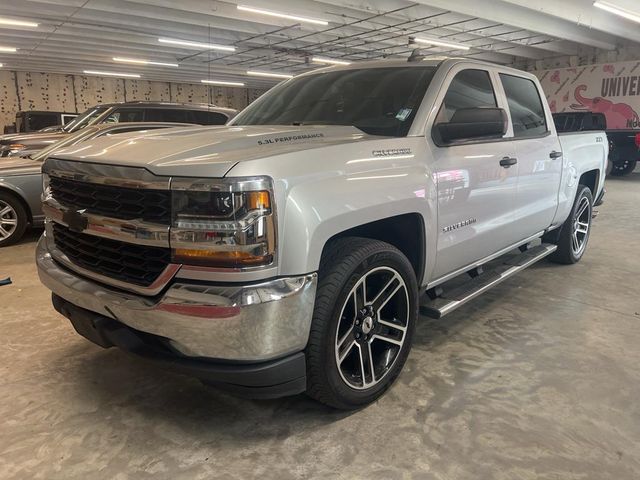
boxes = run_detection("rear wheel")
[306,237,418,409]
[546,185,593,264]
[0,192,28,247]
[609,158,637,176]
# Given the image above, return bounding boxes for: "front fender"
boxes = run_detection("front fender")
[276,164,437,278]
[0,174,43,222]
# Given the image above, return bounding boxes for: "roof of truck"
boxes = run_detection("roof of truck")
[297,57,537,80]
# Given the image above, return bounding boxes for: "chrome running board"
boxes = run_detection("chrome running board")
[420,243,557,319]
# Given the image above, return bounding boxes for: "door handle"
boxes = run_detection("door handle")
[549,151,563,159]
[499,157,518,168]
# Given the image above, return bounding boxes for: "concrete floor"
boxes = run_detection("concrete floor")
[1,174,639,480]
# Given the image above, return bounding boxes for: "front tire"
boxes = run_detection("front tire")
[0,192,28,247]
[306,237,418,409]
[546,185,593,264]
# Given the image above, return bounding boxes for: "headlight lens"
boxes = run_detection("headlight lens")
[170,177,276,268]
[9,143,26,154]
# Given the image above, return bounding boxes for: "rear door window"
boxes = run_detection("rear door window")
[499,74,548,138]
[145,109,190,123]
[28,113,59,131]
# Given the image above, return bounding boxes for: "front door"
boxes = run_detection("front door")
[430,68,520,280]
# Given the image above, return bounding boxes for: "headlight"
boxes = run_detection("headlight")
[170,177,276,268]
[7,144,27,156]
[42,173,51,202]
[0,143,26,157]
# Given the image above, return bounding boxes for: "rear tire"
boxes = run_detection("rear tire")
[609,158,637,176]
[306,237,418,409]
[0,191,28,247]
[546,185,593,264]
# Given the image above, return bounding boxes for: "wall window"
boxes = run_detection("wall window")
[500,74,548,138]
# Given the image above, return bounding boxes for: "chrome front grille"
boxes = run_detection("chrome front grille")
[49,176,171,224]
[52,223,171,287]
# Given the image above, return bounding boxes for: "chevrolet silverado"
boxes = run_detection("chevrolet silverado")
[35,59,606,409]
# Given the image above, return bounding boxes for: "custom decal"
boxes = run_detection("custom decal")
[257,133,324,145]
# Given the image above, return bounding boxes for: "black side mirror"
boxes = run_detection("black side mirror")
[436,107,508,144]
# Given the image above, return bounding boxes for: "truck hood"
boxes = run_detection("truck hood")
[0,132,67,146]
[0,156,42,176]
[48,125,373,177]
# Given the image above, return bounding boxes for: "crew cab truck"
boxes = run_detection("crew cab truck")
[36,59,606,409]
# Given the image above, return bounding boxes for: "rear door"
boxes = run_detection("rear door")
[498,73,562,238]
[431,67,520,279]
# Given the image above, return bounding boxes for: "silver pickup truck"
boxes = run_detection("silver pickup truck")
[36,58,606,409]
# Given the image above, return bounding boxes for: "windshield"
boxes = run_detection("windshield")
[62,106,109,133]
[233,66,437,137]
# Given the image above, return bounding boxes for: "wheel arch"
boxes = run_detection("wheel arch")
[579,169,600,196]
[320,213,426,285]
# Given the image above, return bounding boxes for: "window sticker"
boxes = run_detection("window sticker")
[396,108,412,121]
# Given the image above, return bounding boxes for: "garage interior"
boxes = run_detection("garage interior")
[1,1,639,478]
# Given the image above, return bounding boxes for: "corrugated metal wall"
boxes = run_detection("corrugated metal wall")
[0,70,267,131]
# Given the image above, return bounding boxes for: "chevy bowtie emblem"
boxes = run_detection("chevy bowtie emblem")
[62,208,88,233]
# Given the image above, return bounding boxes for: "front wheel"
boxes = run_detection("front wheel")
[306,237,418,409]
[546,185,593,264]
[0,192,28,247]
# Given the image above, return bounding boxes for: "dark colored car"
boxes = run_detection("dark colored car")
[3,110,78,134]
[553,111,639,176]
[0,101,238,158]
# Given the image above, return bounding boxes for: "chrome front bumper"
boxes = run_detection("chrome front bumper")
[36,235,317,362]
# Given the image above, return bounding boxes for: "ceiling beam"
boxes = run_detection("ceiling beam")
[499,0,640,45]
[410,0,618,50]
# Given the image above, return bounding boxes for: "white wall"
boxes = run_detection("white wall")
[0,70,267,131]
[533,59,640,130]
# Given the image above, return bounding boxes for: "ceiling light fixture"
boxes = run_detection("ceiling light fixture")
[0,63,3,68]
[83,70,141,78]
[158,38,235,52]
[0,46,17,53]
[413,37,470,51]
[246,70,294,79]
[201,79,246,86]
[0,17,39,28]
[312,56,351,65]
[113,57,178,67]
[593,1,640,23]
[237,5,328,26]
